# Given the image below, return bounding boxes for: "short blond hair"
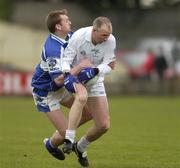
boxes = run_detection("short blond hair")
[93,16,112,31]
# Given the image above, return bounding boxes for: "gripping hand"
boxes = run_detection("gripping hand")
[77,67,99,84]
[64,72,79,93]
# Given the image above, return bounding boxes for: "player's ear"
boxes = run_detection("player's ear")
[56,24,62,31]
[92,28,97,33]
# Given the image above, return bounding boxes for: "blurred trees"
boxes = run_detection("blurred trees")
[0,0,12,20]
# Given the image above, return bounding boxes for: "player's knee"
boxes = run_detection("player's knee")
[76,92,88,105]
[75,84,88,104]
[99,120,110,133]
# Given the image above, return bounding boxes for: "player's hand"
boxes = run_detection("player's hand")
[108,60,116,70]
[78,67,99,84]
[64,72,79,93]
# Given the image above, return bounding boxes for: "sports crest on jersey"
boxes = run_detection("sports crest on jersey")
[47,58,59,71]
[80,50,86,56]
[91,49,100,58]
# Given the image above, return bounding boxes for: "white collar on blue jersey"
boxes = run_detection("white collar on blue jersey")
[50,33,67,44]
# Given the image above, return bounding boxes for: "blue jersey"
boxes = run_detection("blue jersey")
[31,32,73,93]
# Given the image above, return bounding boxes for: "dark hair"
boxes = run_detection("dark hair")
[46,9,68,33]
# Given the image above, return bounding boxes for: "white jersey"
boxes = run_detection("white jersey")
[61,26,116,83]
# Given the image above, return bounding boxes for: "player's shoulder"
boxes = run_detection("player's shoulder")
[71,26,91,39]
[104,34,116,46]
[109,34,116,43]
[102,34,116,49]
[44,35,63,58]
[75,26,91,34]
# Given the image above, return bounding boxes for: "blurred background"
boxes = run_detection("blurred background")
[1,0,180,96]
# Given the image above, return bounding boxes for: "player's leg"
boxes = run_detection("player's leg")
[49,97,92,147]
[84,96,110,141]
[45,94,74,148]
[43,108,67,160]
[45,98,93,166]
[45,109,68,145]
[67,84,88,131]
[32,88,67,160]
[74,96,109,167]
[79,82,110,145]
[74,83,110,167]
[63,83,88,154]
[76,96,109,153]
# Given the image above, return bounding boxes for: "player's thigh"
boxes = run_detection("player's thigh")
[87,96,110,127]
[60,95,74,108]
[45,109,68,136]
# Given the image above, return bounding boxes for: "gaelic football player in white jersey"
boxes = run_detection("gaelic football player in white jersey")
[61,16,116,166]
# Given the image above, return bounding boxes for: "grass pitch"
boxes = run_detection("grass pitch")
[0,96,180,168]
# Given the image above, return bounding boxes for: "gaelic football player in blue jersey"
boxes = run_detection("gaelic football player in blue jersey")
[31,9,93,163]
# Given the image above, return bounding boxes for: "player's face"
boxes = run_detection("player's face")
[58,14,72,33]
[93,24,112,44]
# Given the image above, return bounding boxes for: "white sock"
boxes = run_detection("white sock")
[77,137,90,153]
[65,129,76,143]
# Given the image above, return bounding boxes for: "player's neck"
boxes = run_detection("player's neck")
[54,32,68,40]
[91,31,97,45]
[91,36,97,46]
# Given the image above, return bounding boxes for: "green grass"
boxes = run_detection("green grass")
[0,96,180,168]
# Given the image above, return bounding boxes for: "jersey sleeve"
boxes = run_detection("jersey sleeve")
[97,35,116,76]
[47,57,63,79]
[44,43,64,80]
[61,33,79,72]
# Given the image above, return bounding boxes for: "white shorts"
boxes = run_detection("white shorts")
[32,88,72,112]
[86,82,106,97]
